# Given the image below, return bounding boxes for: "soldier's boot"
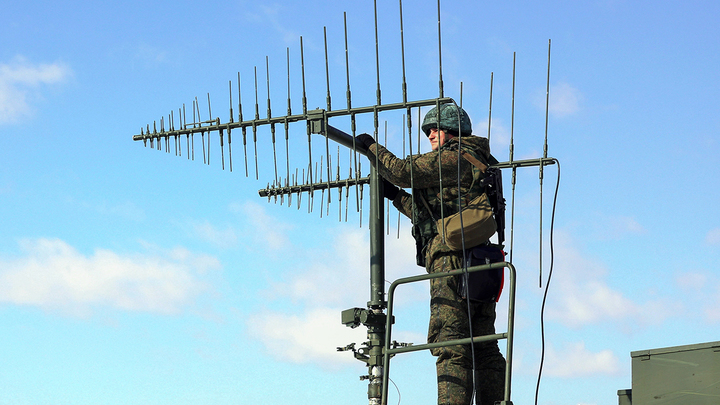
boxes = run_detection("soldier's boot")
[436,356,473,405]
[473,356,506,405]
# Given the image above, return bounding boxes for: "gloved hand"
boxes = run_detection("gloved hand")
[382,177,400,200]
[355,133,376,149]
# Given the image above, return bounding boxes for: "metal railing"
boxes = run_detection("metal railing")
[382,261,517,405]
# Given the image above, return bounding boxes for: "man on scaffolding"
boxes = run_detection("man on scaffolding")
[356,103,506,405]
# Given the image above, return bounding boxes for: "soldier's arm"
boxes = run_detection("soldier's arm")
[392,189,413,218]
[367,143,473,188]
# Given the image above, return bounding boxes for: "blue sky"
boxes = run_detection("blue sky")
[2,1,719,404]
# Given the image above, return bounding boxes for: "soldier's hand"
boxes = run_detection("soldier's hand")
[382,178,400,200]
[355,133,376,149]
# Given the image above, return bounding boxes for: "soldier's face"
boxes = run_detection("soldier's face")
[428,128,454,151]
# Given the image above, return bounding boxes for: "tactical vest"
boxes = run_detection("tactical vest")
[410,142,496,267]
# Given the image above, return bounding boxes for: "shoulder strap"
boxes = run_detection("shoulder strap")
[460,151,488,173]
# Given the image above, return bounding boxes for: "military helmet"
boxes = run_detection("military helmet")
[421,103,472,136]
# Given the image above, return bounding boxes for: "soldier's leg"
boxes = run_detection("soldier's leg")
[471,301,506,405]
[428,255,474,405]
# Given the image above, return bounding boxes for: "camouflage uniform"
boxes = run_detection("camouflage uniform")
[367,135,506,405]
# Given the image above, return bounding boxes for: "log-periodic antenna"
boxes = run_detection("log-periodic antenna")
[130,2,559,405]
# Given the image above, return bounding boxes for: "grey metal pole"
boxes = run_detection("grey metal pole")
[366,163,386,405]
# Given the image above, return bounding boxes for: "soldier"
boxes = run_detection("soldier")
[356,104,506,405]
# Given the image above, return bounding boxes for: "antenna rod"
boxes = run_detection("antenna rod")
[300,36,313,207]
[540,39,552,287]
[399,0,408,105]
[228,80,233,172]
[374,0,381,105]
[509,52,517,263]
[285,47,291,181]
[437,0,444,98]
[344,13,352,111]
[253,66,260,179]
[487,72,494,145]
[323,27,332,206]
[267,56,278,183]
[238,72,248,177]
[207,93,212,165]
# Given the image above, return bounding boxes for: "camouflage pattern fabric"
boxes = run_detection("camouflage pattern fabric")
[367,135,506,405]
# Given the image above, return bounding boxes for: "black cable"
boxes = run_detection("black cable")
[450,100,480,404]
[389,377,402,405]
[534,158,560,405]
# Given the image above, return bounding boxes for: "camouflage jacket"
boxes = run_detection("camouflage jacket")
[367,135,493,269]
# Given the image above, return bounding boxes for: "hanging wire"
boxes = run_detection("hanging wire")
[534,159,560,405]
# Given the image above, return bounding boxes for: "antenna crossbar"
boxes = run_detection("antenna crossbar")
[132,98,453,143]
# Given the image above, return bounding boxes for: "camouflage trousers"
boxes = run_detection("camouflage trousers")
[427,253,506,405]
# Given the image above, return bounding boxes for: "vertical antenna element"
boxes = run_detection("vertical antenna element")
[300,36,312,196]
[373,0,382,105]
[544,40,551,160]
[399,0,408,105]
[540,39,552,287]
[324,27,332,111]
[207,93,212,165]
[323,28,332,205]
[254,66,260,179]
[509,52,517,263]
[267,56,278,183]
[228,80,233,172]
[238,72,248,177]
[436,0,444,98]
[487,72,494,145]
[285,47,291,182]
[344,12,352,111]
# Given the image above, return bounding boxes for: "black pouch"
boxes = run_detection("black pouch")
[457,244,505,303]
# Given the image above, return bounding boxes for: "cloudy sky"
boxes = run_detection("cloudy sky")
[1,1,719,405]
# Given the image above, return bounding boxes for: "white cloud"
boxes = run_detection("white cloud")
[231,200,293,250]
[544,341,620,377]
[0,56,71,124]
[534,82,582,118]
[475,117,511,154]
[0,238,219,316]
[268,226,425,308]
[247,307,367,368]
[192,220,238,249]
[245,4,300,46]
[706,228,720,246]
[584,213,645,240]
[249,225,429,368]
[545,232,677,328]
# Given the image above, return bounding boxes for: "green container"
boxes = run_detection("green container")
[630,341,720,405]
